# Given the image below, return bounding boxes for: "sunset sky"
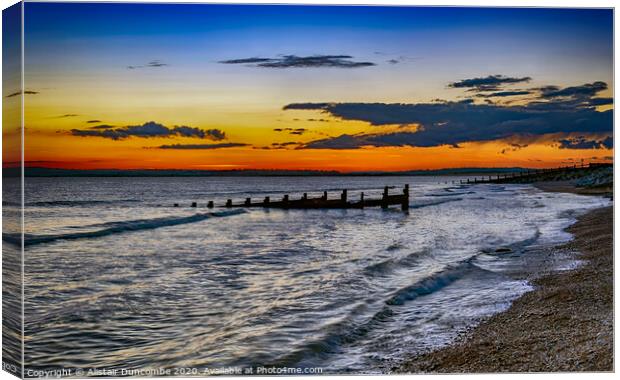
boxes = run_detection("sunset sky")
[5,3,614,171]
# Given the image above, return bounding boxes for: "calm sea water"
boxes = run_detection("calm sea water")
[3,176,610,374]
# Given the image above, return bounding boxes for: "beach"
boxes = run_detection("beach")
[395,183,613,373]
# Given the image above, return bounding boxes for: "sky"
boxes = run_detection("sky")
[4,3,613,171]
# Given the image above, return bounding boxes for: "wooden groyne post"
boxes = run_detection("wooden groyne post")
[402,184,409,211]
[381,186,389,209]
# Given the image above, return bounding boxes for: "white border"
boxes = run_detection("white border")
[0,2,616,380]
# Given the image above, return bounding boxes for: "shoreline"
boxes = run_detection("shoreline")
[394,182,613,373]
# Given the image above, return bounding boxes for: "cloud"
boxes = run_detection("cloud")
[500,143,529,154]
[218,57,273,64]
[71,121,226,141]
[55,114,79,118]
[5,90,38,98]
[284,81,612,149]
[540,81,607,99]
[449,75,532,92]
[476,90,532,98]
[219,55,375,69]
[273,127,308,135]
[256,141,302,150]
[157,143,249,149]
[90,124,116,130]
[558,136,613,150]
[589,97,613,106]
[86,120,102,123]
[127,60,169,70]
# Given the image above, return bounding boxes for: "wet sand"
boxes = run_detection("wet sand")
[395,183,613,373]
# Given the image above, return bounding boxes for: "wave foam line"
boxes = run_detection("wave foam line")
[409,197,463,209]
[3,210,246,247]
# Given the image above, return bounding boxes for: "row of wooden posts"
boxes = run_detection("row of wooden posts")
[174,184,410,211]
[458,163,593,185]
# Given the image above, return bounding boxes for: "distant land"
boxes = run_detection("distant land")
[1,167,541,177]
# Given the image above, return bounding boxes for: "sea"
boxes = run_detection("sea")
[1,176,611,374]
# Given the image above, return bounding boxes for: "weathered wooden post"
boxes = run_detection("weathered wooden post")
[207,201,214,208]
[402,184,409,211]
[245,198,251,206]
[381,186,389,209]
[191,202,197,207]
[226,199,232,208]
[264,196,270,205]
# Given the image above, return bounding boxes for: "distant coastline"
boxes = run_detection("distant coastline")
[5,166,543,178]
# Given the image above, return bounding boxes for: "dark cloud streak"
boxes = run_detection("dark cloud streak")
[71,121,226,141]
[220,55,375,69]
[6,90,38,98]
[449,75,532,92]
[157,143,248,150]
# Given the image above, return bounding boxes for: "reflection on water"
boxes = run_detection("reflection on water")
[12,176,609,373]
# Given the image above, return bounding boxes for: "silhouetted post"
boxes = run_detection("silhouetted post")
[302,193,308,200]
[226,199,232,208]
[381,186,389,209]
[207,201,214,208]
[191,202,197,207]
[360,192,365,208]
[245,198,251,206]
[322,191,327,201]
[283,194,289,208]
[467,179,470,184]
[402,184,409,211]
[341,189,348,203]
[264,196,270,205]
[497,174,500,180]
[173,203,179,207]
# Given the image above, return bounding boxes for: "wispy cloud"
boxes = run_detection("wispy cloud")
[5,90,38,98]
[273,127,308,135]
[86,120,102,123]
[156,143,249,149]
[89,124,116,130]
[540,81,607,99]
[256,142,302,150]
[219,55,375,69]
[127,60,169,70]
[449,75,532,92]
[476,90,532,98]
[558,136,613,149]
[71,121,226,141]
